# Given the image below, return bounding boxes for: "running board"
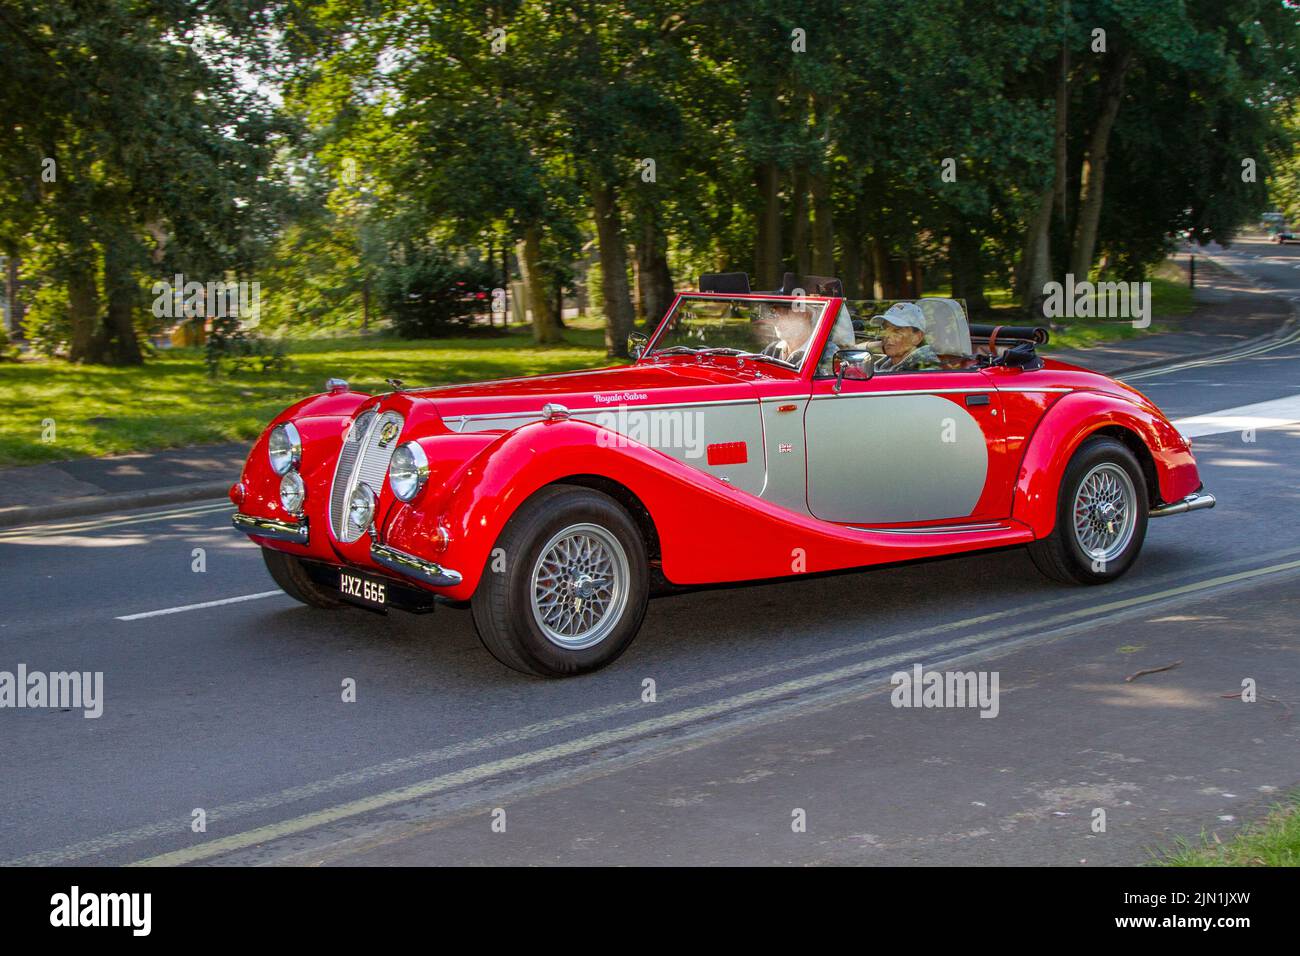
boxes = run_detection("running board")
[847,521,1012,536]
[1149,492,1217,518]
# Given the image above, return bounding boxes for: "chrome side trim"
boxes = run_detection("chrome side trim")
[370,543,463,587]
[453,396,760,426]
[232,512,309,544]
[1149,492,1216,518]
[847,521,1010,535]
[809,386,1072,400]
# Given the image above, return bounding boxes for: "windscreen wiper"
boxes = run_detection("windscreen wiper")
[696,347,797,369]
[734,350,798,369]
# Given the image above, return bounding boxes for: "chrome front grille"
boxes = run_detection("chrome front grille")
[329,409,404,542]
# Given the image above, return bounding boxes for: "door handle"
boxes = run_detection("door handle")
[965,394,991,406]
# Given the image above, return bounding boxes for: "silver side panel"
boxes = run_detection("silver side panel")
[455,402,767,496]
[804,394,988,523]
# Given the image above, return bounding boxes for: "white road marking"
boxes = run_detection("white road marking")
[0,500,231,539]
[119,555,1300,866]
[1173,392,1300,438]
[115,590,285,621]
[11,544,1300,867]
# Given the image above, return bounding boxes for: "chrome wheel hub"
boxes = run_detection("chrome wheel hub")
[530,523,630,650]
[1072,463,1137,564]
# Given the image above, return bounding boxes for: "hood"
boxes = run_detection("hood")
[409,359,786,419]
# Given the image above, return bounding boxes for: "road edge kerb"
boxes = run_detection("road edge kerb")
[0,480,231,529]
[1045,249,1300,377]
[1,249,1292,530]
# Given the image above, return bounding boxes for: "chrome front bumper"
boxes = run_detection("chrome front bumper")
[1149,492,1217,518]
[232,512,310,543]
[370,542,463,588]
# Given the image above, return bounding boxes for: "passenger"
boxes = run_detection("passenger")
[874,302,940,372]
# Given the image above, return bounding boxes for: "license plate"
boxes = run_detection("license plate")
[339,571,387,608]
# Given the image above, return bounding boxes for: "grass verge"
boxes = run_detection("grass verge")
[1154,793,1300,866]
[0,325,613,467]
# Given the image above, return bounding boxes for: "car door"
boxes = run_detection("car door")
[803,366,1010,526]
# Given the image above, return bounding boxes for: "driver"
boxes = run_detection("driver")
[874,302,940,372]
[758,304,817,363]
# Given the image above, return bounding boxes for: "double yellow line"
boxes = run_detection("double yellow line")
[115,554,1300,867]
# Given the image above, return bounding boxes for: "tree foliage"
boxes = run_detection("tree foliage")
[2,0,1298,364]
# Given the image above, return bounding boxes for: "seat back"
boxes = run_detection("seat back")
[917,298,973,364]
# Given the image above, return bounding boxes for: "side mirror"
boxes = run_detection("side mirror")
[833,348,874,392]
[628,331,649,360]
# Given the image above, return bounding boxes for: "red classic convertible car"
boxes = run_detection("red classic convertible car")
[231,273,1215,677]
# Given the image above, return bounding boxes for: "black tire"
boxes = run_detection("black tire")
[1027,435,1149,585]
[261,547,348,609]
[471,484,650,678]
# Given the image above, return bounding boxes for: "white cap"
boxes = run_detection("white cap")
[881,302,927,333]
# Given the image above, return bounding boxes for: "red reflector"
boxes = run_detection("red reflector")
[707,441,748,466]
[777,403,798,413]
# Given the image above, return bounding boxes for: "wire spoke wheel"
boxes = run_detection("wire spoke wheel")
[1071,462,1137,565]
[530,522,630,650]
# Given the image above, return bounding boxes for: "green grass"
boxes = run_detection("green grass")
[0,264,1200,468]
[0,325,614,467]
[1154,793,1300,866]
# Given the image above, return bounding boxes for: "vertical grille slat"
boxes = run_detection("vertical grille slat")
[329,409,403,541]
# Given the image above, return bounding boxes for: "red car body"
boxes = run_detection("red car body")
[232,291,1213,675]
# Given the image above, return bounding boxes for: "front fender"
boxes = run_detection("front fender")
[1012,390,1200,538]
[231,390,372,557]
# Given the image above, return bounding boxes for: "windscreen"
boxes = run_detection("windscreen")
[649,296,829,370]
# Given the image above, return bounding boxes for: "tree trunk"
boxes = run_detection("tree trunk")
[754,162,782,289]
[635,216,673,328]
[871,239,897,298]
[1053,45,1071,240]
[518,226,561,344]
[592,180,635,358]
[67,257,102,363]
[4,254,24,341]
[1019,186,1055,315]
[500,238,510,326]
[949,228,989,315]
[839,236,861,299]
[361,274,370,331]
[790,166,810,278]
[810,169,835,276]
[103,239,142,365]
[1070,50,1134,280]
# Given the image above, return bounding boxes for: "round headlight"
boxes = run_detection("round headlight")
[268,423,301,476]
[279,471,305,515]
[388,442,429,502]
[348,482,376,534]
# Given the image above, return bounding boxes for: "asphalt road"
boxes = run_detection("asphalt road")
[2,237,1298,866]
